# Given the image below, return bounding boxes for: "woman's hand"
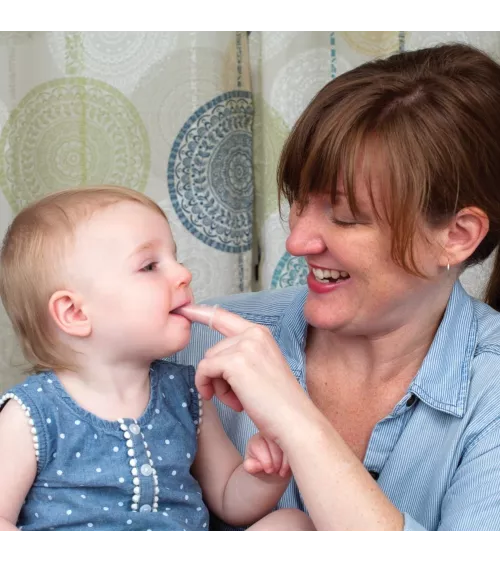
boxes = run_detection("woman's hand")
[177,304,404,530]
[176,304,313,441]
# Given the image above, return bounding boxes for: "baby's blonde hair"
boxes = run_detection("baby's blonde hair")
[0,185,167,373]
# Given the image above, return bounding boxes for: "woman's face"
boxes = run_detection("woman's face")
[286,177,449,336]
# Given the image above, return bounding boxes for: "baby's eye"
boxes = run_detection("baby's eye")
[141,262,158,272]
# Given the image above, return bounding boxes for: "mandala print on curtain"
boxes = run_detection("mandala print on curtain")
[0,77,150,213]
[270,252,309,289]
[1,32,500,392]
[168,90,253,254]
[0,31,253,391]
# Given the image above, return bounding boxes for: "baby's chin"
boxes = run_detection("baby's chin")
[157,325,192,358]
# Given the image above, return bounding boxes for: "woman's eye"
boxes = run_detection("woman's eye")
[332,218,358,227]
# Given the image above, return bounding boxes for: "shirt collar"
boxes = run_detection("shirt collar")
[278,286,308,375]
[409,281,476,417]
[277,281,476,418]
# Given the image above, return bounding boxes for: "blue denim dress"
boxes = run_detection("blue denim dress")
[0,360,210,530]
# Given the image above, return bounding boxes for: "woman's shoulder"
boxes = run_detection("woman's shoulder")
[201,285,308,321]
[471,297,500,354]
[463,298,500,420]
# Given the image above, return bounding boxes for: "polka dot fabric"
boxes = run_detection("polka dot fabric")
[0,360,209,530]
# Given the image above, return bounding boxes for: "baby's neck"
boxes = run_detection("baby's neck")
[55,360,153,422]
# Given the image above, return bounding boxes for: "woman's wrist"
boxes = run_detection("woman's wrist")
[275,398,333,454]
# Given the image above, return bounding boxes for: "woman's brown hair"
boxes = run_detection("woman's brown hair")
[278,43,500,310]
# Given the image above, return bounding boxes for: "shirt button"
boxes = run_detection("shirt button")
[129,423,140,435]
[141,463,153,477]
[406,394,417,407]
[368,470,379,480]
[139,504,152,513]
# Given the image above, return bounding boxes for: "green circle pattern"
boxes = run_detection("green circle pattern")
[0,78,150,212]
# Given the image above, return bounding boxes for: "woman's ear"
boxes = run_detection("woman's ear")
[48,290,91,337]
[439,207,489,268]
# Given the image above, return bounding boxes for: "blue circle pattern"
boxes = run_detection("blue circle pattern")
[168,91,253,253]
[271,252,309,289]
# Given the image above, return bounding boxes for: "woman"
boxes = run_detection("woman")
[174,43,500,530]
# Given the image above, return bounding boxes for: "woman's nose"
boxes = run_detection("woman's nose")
[286,204,325,257]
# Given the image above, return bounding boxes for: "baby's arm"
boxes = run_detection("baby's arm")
[191,400,291,528]
[0,400,37,530]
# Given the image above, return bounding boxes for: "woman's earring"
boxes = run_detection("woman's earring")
[447,261,450,272]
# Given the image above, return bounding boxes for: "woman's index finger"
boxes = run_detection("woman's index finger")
[174,304,255,337]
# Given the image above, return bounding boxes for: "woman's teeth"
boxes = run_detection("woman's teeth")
[311,268,350,283]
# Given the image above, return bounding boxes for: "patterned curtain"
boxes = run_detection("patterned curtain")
[1,31,499,390]
[0,31,254,389]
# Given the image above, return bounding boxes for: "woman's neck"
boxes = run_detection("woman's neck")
[306,291,449,387]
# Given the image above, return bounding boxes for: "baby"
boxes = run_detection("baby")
[0,186,313,531]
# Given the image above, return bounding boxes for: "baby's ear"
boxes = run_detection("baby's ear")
[48,290,91,337]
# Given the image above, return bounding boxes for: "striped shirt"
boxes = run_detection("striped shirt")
[173,281,500,530]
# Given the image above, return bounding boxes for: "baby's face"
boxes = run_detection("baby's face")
[66,201,194,363]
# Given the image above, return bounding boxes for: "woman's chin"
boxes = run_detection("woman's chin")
[304,303,351,332]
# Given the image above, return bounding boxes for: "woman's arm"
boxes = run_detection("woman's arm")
[434,418,500,531]
[279,405,404,530]
[179,304,404,531]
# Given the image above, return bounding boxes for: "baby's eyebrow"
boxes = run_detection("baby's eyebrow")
[129,240,160,258]
[129,239,178,259]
